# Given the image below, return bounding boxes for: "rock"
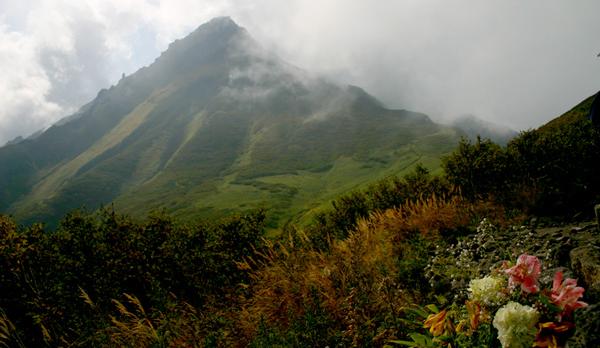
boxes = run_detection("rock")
[530,217,538,228]
[595,204,600,229]
[570,246,600,302]
[540,267,573,287]
[568,304,600,348]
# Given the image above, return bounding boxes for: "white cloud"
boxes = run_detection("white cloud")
[233,0,600,129]
[0,23,63,143]
[0,0,242,144]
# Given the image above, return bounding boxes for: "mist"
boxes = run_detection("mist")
[1,0,599,145]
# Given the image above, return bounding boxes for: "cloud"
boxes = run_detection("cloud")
[233,0,600,129]
[1,0,599,144]
[0,0,240,144]
[0,23,63,144]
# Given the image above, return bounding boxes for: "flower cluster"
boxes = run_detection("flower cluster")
[505,253,541,293]
[550,271,588,321]
[425,218,559,301]
[493,301,539,348]
[416,254,587,348]
[424,219,500,297]
[468,275,506,305]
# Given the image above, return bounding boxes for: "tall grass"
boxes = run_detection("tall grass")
[237,194,495,346]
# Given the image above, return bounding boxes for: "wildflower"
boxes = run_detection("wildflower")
[533,321,574,348]
[468,276,506,305]
[550,271,587,320]
[493,301,539,348]
[423,309,452,336]
[505,254,541,294]
[465,300,481,330]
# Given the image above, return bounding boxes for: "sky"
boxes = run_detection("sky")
[0,0,599,145]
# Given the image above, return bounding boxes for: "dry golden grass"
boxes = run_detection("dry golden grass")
[98,292,223,347]
[0,309,24,348]
[72,195,513,347]
[371,194,470,243]
[105,294,160,347]
[236,194,512,345]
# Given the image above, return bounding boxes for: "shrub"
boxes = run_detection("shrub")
[443,116,600,219]
[0,209,266,346]
[309,164,451,246]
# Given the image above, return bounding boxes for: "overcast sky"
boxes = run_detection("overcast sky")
[0,0,599,144]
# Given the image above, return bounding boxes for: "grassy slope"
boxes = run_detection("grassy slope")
[113,126,459,231]
[539,94,595,132]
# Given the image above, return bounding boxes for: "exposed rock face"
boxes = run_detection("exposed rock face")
[570,245,600,301]
[569,244,600,347]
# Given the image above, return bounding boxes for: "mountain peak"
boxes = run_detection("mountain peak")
[141,16,248,85]
[183,16,243,44]
[0,16,462,228]
[204,16,239,28]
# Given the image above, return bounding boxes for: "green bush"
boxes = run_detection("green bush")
[443,117,600,219]
[0,209,266,346]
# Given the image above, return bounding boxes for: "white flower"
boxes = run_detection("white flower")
[468,276,505,305]
[493,302,539,348]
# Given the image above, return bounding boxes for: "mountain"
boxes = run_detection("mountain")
[450,114,518,145]
[538,93,597,133]
[0,17,462,228]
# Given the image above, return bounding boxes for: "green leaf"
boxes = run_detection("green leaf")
[425,304,439,313]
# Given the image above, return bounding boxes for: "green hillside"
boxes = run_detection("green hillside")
[0,17,461,229]
[538,93,596,132]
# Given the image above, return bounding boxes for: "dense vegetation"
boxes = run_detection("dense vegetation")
[444,99,600,218]
[0,209,266,346]
[1,96,599,347]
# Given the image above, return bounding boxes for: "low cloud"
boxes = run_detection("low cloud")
[235,0,600,130]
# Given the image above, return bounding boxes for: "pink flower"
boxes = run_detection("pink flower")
[505,254,541,293]
[551,271,587,320]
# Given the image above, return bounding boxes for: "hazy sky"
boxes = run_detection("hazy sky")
[0,0,599,144]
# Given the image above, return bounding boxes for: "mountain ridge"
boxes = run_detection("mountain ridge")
[0,17,461,228]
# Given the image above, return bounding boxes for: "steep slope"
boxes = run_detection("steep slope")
[538,93,597,132]
[0,17,462,228]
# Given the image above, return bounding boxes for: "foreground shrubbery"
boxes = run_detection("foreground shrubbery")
[0,188,500,347]
[308,164,452,245]
[238,195,517,347]
[0,209,265,346]
[397,252,588,348]
[444,116,600,218]
[1,99,598,347]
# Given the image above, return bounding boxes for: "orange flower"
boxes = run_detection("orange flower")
[466,300,481,331]
[423,310,449,336]
[533,321,574,348]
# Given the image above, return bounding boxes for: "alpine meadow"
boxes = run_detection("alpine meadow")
[1,7,600,348]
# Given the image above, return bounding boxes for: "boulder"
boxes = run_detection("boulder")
[570,245,600,302]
